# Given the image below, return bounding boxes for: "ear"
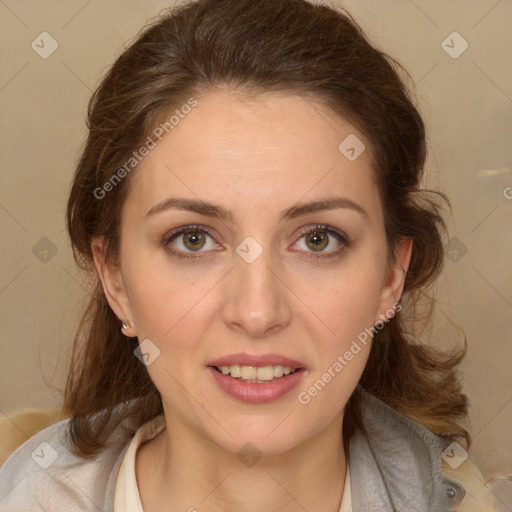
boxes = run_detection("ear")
[375,237,413,324]
[91,236,137,337]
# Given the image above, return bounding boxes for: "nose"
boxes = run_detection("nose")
[220,243,291,338]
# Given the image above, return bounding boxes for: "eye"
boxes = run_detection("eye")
[162,223,349,262]
[291,224,349,260]
[163,225,220,260]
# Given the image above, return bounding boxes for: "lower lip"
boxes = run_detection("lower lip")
[207,367,306,404]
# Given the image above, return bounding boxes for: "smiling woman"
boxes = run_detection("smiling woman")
[0,0,496,511]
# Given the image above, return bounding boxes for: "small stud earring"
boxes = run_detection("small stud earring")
[121,319,130,331]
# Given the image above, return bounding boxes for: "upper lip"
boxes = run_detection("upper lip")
[207,352,305,369]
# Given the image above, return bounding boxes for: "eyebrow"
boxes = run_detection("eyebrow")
[145,196,369,222]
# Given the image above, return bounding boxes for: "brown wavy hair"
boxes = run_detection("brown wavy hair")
[64,0,469,458]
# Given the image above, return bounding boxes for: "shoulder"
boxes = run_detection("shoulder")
[351,386,496,511]
[0,407,66,465]
[0,415,131,512]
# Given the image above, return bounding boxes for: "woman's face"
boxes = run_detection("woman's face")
[94,89,411,456]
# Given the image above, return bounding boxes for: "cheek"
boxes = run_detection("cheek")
[122,246,216,341]
[307,285,376,380]
[292,261,385,340]
[295,283,377,423]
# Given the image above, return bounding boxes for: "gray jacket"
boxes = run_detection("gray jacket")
[0,387,466,511]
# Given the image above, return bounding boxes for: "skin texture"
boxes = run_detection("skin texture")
[92,89,412,511]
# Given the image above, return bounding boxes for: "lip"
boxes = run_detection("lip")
[207,352,306,369]
[207,366,306,404]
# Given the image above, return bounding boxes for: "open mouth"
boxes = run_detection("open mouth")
[213,364,299,384]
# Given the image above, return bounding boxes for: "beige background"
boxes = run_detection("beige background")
[1,0,511,508]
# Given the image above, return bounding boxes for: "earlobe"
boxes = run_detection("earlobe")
[376,237,413,323]
[91,237,137,337]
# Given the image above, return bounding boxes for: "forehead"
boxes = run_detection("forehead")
[125,89,381,223]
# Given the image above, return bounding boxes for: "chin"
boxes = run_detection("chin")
[206,416,309,459]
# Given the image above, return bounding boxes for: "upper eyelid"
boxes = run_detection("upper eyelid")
[164,224,218,243]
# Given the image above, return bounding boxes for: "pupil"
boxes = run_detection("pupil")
[308,231,327,251]
[185,231,205,250]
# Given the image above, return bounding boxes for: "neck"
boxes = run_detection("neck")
[136,413,348,512]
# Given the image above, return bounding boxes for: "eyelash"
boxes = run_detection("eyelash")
[162,224,350,262]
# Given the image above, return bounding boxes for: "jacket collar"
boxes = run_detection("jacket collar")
[101,387,467,511]
[349,385,466,511]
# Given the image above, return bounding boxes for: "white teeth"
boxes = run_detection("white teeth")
[241,366,257,380]
[273,365,284,378]
[217,364,297,381]
[256,366,274,381]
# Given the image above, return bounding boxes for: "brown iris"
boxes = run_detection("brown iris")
[305,230,328,252]
[182,230,207,251]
